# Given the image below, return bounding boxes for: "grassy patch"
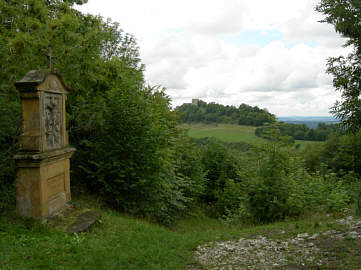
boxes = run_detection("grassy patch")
[0,197,240,270]
[182,123,264,145]
[314,237,361,269]
[182,123,323,149]
[0,195,359,270]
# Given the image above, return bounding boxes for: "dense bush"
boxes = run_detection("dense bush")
[303,130,361,177]
[215,140,351,224]
[198,138,243,208]
[302,131,361,215]
[237,142,303,223]
[173,132,206,205]
[192,136,352,223]
[70,86,207,224]
[299,172,351,213]
[0,88,20,212]
[0,0,206,225]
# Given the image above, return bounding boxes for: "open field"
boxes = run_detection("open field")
[181,123,323,149]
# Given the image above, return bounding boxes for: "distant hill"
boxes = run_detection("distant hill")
[277,116,339,128]
[176,99,276,126]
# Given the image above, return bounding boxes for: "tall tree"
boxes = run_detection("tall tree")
[316,0,361,132]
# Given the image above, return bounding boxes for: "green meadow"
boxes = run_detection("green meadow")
[181,123,323,149]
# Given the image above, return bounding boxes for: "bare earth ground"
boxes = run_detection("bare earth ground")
[189,216,361,270]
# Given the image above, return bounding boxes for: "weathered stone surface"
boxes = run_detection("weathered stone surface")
[14,146,75,161]
[44,93,62,150]
[66,210,102,233]
[309,233,319,240]
[15,149,73,217]
[14,70,75,218]
[15,70,70,92]
[297,232,309,238]
[15,70,50,86]
[15,70,70,153]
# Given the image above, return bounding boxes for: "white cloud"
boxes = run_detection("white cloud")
[76,0,350,116]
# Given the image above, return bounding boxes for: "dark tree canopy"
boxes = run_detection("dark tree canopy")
[255,122,339,142]
[176,100,276,126]
[316,0,361,133]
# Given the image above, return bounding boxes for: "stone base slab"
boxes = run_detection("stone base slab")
[15,147,75,218]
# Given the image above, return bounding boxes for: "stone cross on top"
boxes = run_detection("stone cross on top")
[46,46,52,70]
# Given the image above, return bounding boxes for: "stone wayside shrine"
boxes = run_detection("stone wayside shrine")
[14,70,75,218]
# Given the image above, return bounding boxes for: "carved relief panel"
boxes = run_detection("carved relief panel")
[43,93,62,150]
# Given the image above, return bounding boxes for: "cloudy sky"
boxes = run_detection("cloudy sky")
[76,0,350,116]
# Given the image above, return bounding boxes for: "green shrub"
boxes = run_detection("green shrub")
[70,86,205,225]
[215,179,242,216]
[198,138,242,207]
[355,186,361,216]
[293,172,346,212]
[303,131,361,177]
[237,142,299,223]
[221,140,352,224]
[173,133,206,204]
[0,93,20,212]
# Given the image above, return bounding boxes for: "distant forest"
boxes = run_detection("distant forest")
[176,100,276,126]
[255,122,339,142]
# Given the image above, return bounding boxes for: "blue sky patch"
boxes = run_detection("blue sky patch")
[284,40,318,49]
[222,30,283,47]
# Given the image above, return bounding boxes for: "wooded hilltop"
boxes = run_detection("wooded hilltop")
[176,99,276,126]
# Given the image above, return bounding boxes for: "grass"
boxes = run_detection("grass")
[181,123,323,149]
[1,194,238,270]
[182,123,264,145]
[1,193,360,270]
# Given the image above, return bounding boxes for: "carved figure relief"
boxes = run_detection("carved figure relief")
[44,93,62,149]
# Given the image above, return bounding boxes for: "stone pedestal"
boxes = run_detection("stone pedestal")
[14,70,75,218]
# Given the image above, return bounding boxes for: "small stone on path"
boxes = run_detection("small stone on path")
[348,231,359,239]
[66,210,101,233]
[297,233,309,238]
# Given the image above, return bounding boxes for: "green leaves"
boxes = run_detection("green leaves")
[215,139,352,224]
[0,0,202,225]
[176,100,276,126]
[316,0,361,133]
[69,82,199,225]
[316,0,361,44]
